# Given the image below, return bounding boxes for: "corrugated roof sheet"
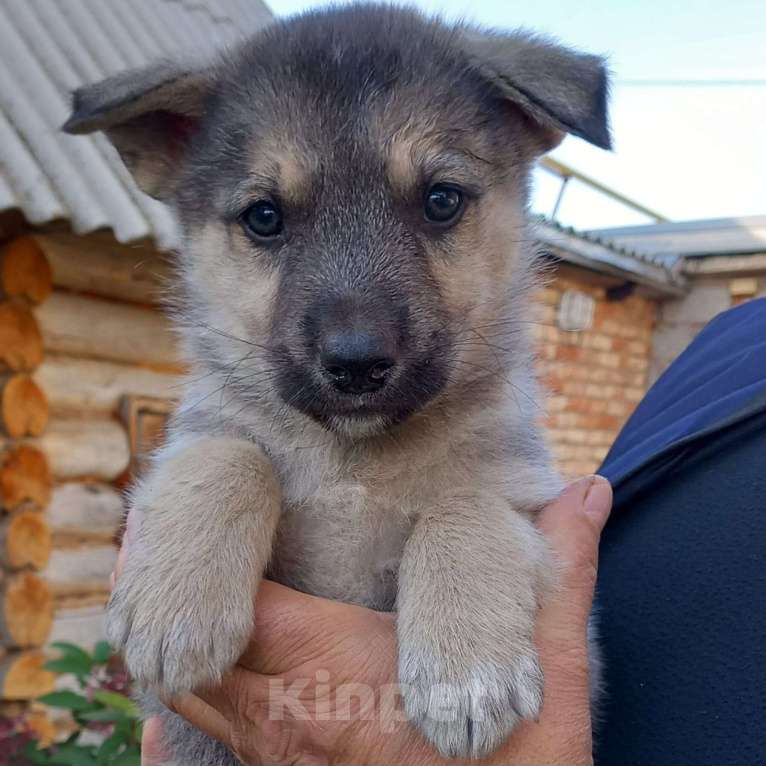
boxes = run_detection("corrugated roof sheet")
[0,0,272,249]
[589,216,766,259]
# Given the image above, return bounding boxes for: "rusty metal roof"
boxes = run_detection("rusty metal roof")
[0,0,271,249]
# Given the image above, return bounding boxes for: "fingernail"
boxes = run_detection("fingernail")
[563,475,598,502]
[583,475,612,530]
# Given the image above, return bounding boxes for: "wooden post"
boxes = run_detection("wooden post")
[1,238,54,703]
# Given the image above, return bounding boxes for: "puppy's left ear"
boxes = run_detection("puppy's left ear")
[463,30,611,153]
[62,60,216,200]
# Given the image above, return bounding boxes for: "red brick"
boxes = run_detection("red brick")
[555,345,582,363]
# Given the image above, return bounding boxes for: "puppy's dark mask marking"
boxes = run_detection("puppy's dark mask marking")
[64,4,610,435]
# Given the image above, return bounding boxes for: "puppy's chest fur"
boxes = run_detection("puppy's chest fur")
[266,439,438,610]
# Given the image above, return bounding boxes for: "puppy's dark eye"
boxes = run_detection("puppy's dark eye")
[240,200,283,239]
[424,184,464,224]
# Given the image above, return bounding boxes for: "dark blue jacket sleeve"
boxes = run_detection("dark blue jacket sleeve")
[599,297,766,493]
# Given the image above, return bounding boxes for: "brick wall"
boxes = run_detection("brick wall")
[533,268,659,479]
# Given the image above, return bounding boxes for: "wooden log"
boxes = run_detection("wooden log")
[0,301,43,371]
[0,574,53,648]
[47,605,106,648]
[39,419,130,482]
[0,511,51,570]
[0,374,48,437]
[51,588,110,612]
[44,545,117,612]
[36,291,180,368]
[47,483,125,535]
[35,355,178,417]
[33,232,172,305]
[0,651,55,699]
[0,236,53,305]
[44,545,117,592]
[0,445,51,510]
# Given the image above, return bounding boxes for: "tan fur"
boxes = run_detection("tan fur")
[67,8,613,762]
[244,135,319,207]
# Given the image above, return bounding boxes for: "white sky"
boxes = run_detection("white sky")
[265,0,765,230]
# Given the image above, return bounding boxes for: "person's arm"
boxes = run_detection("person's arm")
[120,475,611,766]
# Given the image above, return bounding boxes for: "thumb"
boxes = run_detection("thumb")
[530,476,612,724]
[537,475,612,625]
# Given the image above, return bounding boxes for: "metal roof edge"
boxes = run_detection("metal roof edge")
[683,253,766,276]
[587,215,766,258]
[590,214,766,238]
[534,219,687,297]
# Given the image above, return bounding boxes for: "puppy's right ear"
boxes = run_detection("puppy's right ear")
[62,62,215,200]
[461,30,611,154]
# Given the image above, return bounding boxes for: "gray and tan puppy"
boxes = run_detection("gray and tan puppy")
[64,4,610,764]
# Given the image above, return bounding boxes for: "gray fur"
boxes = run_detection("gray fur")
[63,61,215,199]
[463,29,611,149]
[64,4,610,763]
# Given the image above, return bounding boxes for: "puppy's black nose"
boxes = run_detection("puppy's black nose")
[320,331,395,394]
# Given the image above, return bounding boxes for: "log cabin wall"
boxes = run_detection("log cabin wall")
[0,230,181,711]
[1,235,55,707]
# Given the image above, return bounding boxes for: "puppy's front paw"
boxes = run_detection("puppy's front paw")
[107,562,254,695]
[399,641,543,759]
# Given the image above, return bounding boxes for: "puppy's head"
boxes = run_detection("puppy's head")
[64,5,609,437]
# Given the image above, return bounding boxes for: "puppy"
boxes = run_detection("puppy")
[64,4,610,763]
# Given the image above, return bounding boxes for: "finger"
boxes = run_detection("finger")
[194,666,272,722]
[240,580,377,674]
[141,717,168,766]
[166,692,233,747]
[193,672,328,766]
[240,581,326,672]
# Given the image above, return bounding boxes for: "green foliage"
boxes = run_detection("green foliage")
[0,641,141,766]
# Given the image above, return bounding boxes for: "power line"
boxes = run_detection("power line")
[618,79,766,87]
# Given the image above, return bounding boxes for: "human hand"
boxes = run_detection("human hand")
[122,475,612,766]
